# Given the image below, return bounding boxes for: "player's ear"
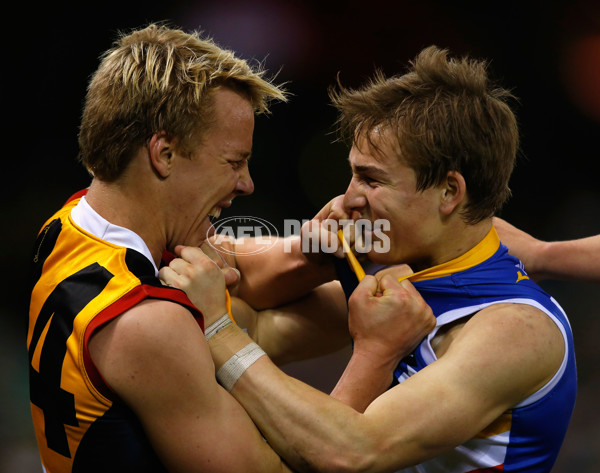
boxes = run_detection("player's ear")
[148,132,175,178]
[439,170,466,215]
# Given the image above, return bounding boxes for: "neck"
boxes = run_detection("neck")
[85,178,166,267]
[432,219,493,267]
[404,225,499,282]
[406,219,493,273]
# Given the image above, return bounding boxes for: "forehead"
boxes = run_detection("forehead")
[209,87,255,130]
[348,129,420,190]
[349,129,399,169]
[196,87,255,157]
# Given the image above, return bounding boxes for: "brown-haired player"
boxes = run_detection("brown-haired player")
[164,46,577,473]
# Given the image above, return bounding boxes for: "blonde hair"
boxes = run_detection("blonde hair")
[331,46,519,224]
[78,23,286,181]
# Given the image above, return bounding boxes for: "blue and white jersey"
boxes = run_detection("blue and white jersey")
[336,228,576,473]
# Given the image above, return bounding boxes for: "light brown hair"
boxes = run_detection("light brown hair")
[78,23,286,181]
[330,46,519,223]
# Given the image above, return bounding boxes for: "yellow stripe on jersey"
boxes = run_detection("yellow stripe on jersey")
[475,411,513,439]
[398,227,500,282]
[339,226,501,284]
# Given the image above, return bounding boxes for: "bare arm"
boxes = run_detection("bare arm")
[93,249,290,473]
[161,246,564,471]
[164,244,352,367]
[231,275,433,407]
[331,274,435,412]
[211,196,349,309]
[205,301,564,473]
[163,246,434,404]
[494,217,600,283]
[89,301,290,473]
[230,280,351,366]
[226,235,338,308]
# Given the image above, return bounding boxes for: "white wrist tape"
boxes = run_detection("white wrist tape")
[205,313,232,340]
[216,342,266,391]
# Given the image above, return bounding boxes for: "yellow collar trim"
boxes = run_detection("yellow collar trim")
[399,227,500,282]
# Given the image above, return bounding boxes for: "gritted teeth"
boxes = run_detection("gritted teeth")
[208,207,221,219]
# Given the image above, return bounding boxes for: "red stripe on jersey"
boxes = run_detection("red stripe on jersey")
[82,284,204,399]
[466,465,504,472]
[64,188,89,205]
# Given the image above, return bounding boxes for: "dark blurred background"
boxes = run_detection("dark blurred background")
[4,0,599,471]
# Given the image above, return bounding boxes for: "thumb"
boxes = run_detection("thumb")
[377,274,403,295]
[355,274,379,297]
[222,267,241,287]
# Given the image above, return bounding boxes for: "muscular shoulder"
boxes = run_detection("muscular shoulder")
[463,302,564,359]
[92,299,201,355]
[438,302,565,405]
[89,299,210,400]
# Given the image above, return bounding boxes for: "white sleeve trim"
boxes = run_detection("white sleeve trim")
[419,297,569,408]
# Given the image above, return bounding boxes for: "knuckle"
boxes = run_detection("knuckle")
[169,277,182,289]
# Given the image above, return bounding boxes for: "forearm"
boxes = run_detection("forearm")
[330,349,397,413]
[154,389,293,473]
[539,236,600,283]
[332,276,435,413]
[208,325,377,473]
[233,236,337,308]
[494,218,600,283]
[254,281,350,366]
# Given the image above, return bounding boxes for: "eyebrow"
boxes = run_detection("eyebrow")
[352,164,387,179]
[234,150,252,160]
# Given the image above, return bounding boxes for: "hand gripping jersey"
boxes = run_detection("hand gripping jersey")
[336,228,576,473]
[27,194,203,473]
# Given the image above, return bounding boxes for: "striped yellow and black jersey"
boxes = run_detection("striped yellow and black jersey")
[27,193,203,472]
